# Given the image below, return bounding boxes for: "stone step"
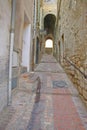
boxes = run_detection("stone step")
[19,72,41,93]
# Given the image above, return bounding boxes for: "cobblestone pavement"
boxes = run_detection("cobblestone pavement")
[0,54,87,130]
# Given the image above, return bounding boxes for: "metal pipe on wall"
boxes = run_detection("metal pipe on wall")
[8,0,16,105]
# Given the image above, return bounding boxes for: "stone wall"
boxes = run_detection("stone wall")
[0,0,34,111]
[56,0,87,106]
[12,0,34,89]
[14,0,34,50]
[0,0,11,111]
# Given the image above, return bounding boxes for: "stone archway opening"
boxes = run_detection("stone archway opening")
[45,38,53,54]
[44,14,56,35]
[45,39,53,48]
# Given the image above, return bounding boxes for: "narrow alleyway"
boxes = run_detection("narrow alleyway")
[0,54,87,130]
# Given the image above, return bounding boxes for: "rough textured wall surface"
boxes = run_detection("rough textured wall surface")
[57,0,87,106]
[0,0,11,111]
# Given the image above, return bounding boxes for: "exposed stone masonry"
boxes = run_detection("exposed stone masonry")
[55,0,87,106]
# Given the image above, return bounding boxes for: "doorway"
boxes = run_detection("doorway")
[45,39,53,54]
[21,24,31,72]
[36,37,39,64]
[58,41,61,63]
[61,34,65,63]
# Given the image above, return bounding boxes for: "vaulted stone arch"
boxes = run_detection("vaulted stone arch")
[44,14,56,35]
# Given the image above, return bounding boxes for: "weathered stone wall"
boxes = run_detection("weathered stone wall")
[56,0,87,106]
[0,0,11,111]
[0,0,34,111]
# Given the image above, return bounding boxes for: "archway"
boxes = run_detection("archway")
[61,34,65,63]
[58,41,61,63]
[44,14,56,35]
[45,38,53,54]
[21,24,31,72]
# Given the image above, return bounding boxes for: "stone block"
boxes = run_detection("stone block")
[0,0,11,112]
[0,86,7,112]
[84,79,87,90]
[78,86,83,95]
[83,89,87,100]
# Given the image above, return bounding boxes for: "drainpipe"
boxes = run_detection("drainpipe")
[8,0,16,105]
[33,0,37,65]
[33,0,37,37]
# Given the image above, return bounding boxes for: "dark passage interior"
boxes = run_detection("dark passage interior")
[44,14,56,35]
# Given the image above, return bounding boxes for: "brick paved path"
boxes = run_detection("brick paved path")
[34,54,87,130]
[0,54,87,130]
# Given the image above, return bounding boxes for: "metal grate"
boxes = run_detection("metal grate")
[53,80,67,88]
